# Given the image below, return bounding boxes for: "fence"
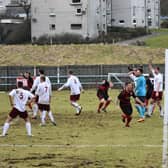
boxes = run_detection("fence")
[0,64,165,91]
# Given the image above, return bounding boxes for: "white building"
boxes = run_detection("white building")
[31,0,107,41]
[31,0,160,42]
[107,0,160,28]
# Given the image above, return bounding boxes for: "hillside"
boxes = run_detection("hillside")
[0,44,165,66]
[161,0,168,16]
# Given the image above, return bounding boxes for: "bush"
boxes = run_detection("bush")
[161,20,168,28]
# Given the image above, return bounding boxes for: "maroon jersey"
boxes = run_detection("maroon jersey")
[118,90,136,105]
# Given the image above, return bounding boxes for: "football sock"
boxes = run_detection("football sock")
[26,122,31,136]
[41,111,47,124]
[32,104,38,117]
[159,106,164,116]
[148,104,154,116]
[126,115,132,127]
[48,111,55,123]
[71,102,80,113]
[2,122,10,136]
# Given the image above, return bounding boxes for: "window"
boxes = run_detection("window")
[119,20,125,24]
[133,19,136,24]
[76,8,82,15]
[49,24,56,30]
[71,24,82,29]
[72,0,81,3]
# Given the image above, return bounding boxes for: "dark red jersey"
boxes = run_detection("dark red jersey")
[118,90,136,105]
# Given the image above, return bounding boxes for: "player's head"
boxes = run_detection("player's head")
[40,75,46,82]
[154,66,160,74]
[17,81,23,88]
[134,68,143,77]
[125,81,134,92]
[39,69,45,75]
[25,72,30,78]
[68,70,73,77]
[102,79,109,87]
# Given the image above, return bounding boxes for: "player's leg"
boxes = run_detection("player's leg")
[24,118,32,136]
[1,116,13,137]
[102,97,111,112]
[1,108,18,137]
[20,111,32,136]
[41,110,47,126]
[70,95,82,115]
[47,105,56,126]
[32,103,38,119]
[157,100,164,117]
[147,99,156,117]
[97,98,105,113]
[135,104,145,122]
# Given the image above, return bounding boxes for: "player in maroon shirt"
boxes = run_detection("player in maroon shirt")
[97,79,113,113]
[118,82,145,127]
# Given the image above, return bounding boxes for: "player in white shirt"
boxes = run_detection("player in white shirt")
[147,63,164,117]
[1,81,35,137]
[31,69,51,119]
[58,71,83,115]
[35,75,56,126]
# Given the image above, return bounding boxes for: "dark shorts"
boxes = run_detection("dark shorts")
[70,94,80,102]
[151,91,163,101]
[38,104,50,111]
[97,92,109,101]
[136,96,146,104]
[35,96,39,103]
[120,104,133,116]
[9,108,28,119]
[146,89,153,100]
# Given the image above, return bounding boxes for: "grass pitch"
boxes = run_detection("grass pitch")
[0,90,163,168]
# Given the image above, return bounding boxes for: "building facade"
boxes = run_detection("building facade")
[31,0,160,42]
[31,0,107,41]
[107,0,160,28]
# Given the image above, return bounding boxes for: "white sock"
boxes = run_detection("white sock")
[48,111,55,123]
[2,122,10,136]
[71,102,80,113]
[26,122,32,136]
[148,104,154,116]
[41,111,47,124]
[32,104,38,117]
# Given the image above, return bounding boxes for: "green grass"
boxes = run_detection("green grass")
[0,90,163,168]
[145,34,168,48]
[0,44,165,65]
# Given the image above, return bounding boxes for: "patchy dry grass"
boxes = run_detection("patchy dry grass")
[0,44,165,66]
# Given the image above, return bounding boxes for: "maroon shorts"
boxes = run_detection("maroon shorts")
[151,91,163,101]
[70,94,80,102]
[38,104,50,111]
[35,96,39,103]
[9,108,28,119]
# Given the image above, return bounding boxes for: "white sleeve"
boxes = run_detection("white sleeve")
[31,77,39,92]
[129,74,136,81]
[35,85,40,96]
[63,78,71,88]
[77,78,82,89]
[9,89,16,97]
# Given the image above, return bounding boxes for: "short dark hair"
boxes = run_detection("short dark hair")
[40,75,46,82]
[68,70,73,75]
[39,69,44,75]
[125,81,132,86]
[156,67,160,71]
[137,68,143,74]
[17,81,23,88]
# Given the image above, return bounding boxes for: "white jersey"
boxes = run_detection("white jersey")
[35,82,52,105]
[152,70,163,92]
[31,75,51,92]
[64,75,82,95]
[9,88,34,112]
